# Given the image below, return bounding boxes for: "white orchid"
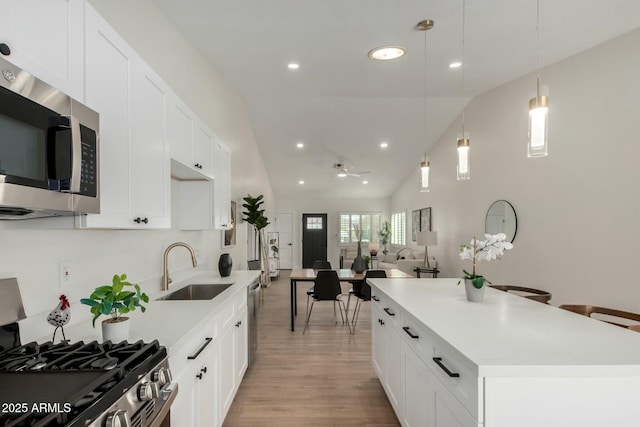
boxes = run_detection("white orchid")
[458,233,514,288]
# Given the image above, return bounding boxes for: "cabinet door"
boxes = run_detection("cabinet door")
[169,96,195,170]
[234,308,248,386]
[371,304,385,379]
[195,340,220,427]
[385,324,404,420]
[219,323,236,421]
[171,363,198,427]
[0,0,84,99]
[130,63,170,228]
[195,123,213,177]
[81,5,134,227]
[403,342,434,427]
[432,368,478,427]
[213,141,231,229]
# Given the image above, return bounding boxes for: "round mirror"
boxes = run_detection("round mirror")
[485,200,517,242]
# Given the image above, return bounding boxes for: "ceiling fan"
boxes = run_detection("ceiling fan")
[333,162,370,178]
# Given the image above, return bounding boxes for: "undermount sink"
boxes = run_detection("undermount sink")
[160,283,234,301]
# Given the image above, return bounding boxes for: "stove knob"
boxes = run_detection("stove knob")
[106,409,131,427]
[138,381,159,401]
[152,367,172,386]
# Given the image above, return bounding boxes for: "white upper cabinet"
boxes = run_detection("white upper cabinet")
[78,4,170,229]
[0,0,85,100]
[169,97,213,178]
[213,141,232,229]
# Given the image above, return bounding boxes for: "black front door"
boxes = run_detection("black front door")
[302,213,328,268]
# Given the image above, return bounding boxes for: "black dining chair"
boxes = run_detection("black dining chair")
[304,270,351,334]
[312,260,332,269]
[348,269,386,334]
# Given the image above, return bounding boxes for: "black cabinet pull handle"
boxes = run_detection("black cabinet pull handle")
[432,357,460,378]
[383,307,395,316]
[235,321,242,327]
[402,326,419,339]
[372,296,380,302]
[196,373,203,380]
[201,367,207,373]
[187,337,213,360]
[0,43,10,56]
[194,163,203,169]
[380,319,385,325]
[133,217,149,224]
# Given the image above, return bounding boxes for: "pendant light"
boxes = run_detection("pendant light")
[418,19,434,192]
[457,0,470,180]
[528,0,549,157]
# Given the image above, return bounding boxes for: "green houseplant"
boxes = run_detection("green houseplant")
[81,273,148,342]
[242,194,271,283]
[378,221,392,254]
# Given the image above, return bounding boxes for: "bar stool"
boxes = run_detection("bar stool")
[489,285,552,304]
[558,305,640,329]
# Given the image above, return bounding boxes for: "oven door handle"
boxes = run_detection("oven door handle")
[61,115,82,194]
[149,383,178,427]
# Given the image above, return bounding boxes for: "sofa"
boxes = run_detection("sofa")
[340,246,428,276]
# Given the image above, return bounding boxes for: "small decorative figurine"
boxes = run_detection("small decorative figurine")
[47,294,71,342]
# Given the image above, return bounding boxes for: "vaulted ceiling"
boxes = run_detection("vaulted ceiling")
[151,0,640,198]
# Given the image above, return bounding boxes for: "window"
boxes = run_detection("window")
[391,211,406,246]
[306,216,323,229]
[339,212,382,244]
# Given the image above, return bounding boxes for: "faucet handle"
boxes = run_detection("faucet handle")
[168,277,172,285]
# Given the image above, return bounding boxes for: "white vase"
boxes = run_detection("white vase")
[102,317,130,343]
[464,279,485,302]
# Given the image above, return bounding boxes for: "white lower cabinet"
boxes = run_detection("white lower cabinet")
[172,288,248,427]
[371,288,480,427]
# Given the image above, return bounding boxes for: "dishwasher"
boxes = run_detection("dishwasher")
[247,279,260,367]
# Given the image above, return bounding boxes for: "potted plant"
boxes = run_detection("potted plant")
[378,221,392,254]
[81,273,149,342]
[364,255,371,269]
[242,194,271,282]
[457,233,513,302]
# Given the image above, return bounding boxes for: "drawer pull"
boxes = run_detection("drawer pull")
[372,296,380,302]
[402,326,419,339]
[187,337,213,360]
[383,307,396,317]
[432,357,460,378]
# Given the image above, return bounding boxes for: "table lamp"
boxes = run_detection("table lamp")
[416,231,438,268]
[369,242,379,256]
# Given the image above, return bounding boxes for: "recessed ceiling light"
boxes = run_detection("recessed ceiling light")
[288,63,300,69]
[363,180,369,184]
[296,142,304,148]
[449,61,462,69]
[380,142,388,148]
[298,180,304,184]
[368,46,406,61]
[337,173,347,178]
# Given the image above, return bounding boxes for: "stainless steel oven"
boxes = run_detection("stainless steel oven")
[0,55,99,219]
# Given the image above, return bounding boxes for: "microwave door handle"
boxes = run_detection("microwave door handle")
[64,115,82,193]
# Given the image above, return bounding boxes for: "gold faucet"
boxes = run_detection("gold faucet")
[162,242,198,291]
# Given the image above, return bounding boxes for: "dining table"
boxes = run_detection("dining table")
[288,268,414,331]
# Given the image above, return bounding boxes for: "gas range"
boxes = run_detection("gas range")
[0,340,176,427]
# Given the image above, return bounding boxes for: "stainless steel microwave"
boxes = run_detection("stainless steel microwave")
[0,56,99,219]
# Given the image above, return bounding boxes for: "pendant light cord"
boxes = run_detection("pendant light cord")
[536,0,541,97]
[424,23,428,158]
[461,0,466,135]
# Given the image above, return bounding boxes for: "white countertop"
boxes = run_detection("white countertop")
[368,278,640,377]
[24,270,260,355]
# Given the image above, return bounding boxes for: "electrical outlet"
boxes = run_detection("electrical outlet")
[59,261,73,288]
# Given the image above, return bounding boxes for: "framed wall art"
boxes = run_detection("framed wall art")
[223,201,237,247]
[412,209,420,241]
[419,207,431,232]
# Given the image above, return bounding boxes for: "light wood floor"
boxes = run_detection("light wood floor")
[223,271,400,427]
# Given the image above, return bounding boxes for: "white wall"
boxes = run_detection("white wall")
[0,0,274,318]
[391,28,640,310]
[276,197,390,269]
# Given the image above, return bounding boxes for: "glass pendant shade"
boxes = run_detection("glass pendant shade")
[528,94,549,157]
[420,160,430,192]
[457,137,470,180]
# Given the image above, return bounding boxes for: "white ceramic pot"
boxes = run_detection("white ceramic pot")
[464,278,485,302]
[102,317,130,343]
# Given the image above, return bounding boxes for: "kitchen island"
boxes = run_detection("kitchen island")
[368,278,640,427]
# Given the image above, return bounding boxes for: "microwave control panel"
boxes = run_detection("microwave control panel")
[79,124,97,197]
